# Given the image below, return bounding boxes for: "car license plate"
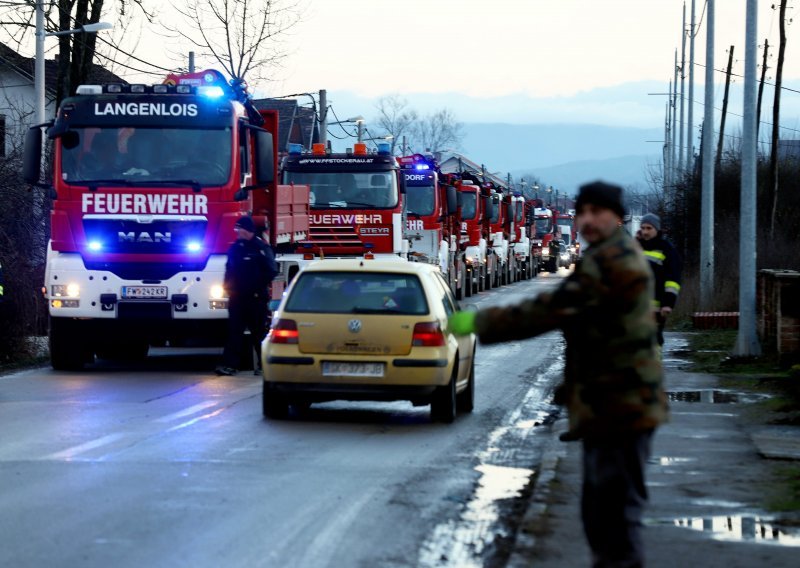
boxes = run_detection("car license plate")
[121,286,168,299]
[322,361,385,377]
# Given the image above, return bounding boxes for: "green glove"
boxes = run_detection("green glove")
[448,310,477,336]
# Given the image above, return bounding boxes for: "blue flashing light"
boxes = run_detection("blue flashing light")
[377,142,391,155]
[186,242,202,253]
[88,241,102,252]
[415,164,430,170]
[363,242,375,250]
[198,85,225,99]
[288,143,303,155]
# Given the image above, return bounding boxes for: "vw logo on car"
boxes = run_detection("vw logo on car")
[348,319,362,333]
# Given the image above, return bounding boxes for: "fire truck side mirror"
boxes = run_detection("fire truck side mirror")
[22,127,42,185]
[254,130,275,185]
[483,196,495,220]
[398,173,407,195]
[445,186,458,215]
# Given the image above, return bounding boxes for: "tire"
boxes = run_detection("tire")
[262,383,289,419]
[456,356,475,413]
[431,371,457,423]
[50,318,88,371]
[465,267,473,298]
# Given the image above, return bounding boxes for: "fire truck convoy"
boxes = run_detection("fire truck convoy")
[23,70,310,370]
[398,154,538,299]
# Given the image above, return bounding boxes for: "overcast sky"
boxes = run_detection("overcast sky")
[17,0,799,129]
[268,0,799,98]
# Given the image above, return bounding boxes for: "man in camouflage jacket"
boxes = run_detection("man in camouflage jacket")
[450,181,668,567]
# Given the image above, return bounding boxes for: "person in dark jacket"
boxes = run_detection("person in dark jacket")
[637,213,682,346]
[450,181,667,568]
[216,216,278,376]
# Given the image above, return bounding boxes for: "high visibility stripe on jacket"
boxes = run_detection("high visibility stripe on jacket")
[639,234,682,310]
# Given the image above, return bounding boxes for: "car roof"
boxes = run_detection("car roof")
[300,259,439,276]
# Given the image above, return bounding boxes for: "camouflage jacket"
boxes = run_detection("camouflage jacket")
[474,226,668,439]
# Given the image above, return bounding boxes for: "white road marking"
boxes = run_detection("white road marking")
[46,433,126,460]
[155,401,219,423]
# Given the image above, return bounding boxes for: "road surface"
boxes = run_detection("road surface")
[0,269,571,568]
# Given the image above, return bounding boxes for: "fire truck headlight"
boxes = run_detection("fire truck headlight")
[88,241,102,251]
[210,285,225,300]
[186,241,202,253]
[52,284,80,298]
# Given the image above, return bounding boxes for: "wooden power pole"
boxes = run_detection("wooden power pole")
[756,39,769,139]
[716,45,735,169]
[769,0,788,239]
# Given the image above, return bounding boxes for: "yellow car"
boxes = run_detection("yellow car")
[261,259,476,422]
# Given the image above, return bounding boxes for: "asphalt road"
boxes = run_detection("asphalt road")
[0,268,570,568]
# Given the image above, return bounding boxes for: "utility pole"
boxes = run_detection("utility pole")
[678,2,687,174]
[700,0,715,310]
[733,0,761,358]
[756,39,769,139]
[687,0,696,169]
[188,51,195,73]
[318,89,327,146]
[769,0,788,240]
[717,46,735,169]
[671,50,678,184]
[664,98,672,192]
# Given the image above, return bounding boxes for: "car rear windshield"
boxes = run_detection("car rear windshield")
[285,271,429,315]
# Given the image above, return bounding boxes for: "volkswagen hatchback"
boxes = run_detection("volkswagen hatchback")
[261,259,476,422]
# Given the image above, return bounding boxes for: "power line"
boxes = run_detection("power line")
[692,61,800,96]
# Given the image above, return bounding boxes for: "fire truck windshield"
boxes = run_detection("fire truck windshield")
[460,192,477,220]
[60,127,232,186]
[534,218,552,238]
[285,171,397,209]
[405,183,435,216]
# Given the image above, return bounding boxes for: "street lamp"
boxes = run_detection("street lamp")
[35,0,113,124]
[328,115,365,142]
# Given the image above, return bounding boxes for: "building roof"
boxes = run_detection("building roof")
[0,42,126,96]
[252,97,319,152]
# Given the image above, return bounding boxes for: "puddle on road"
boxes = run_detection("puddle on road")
[655,515,800,546]
[666,390,770,404]
[652,456,697,466]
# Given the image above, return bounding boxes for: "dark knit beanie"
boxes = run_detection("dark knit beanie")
[575,181,626,219]
[640,213,661,231]
[234,215,256,233]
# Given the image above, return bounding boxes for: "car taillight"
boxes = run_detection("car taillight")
[269,319,299,344]
[412,322,446,347]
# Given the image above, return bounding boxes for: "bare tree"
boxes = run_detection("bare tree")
[373,94,417,156]
[412,108,464,154]
[0,1,154,105]
[167,0,301,84]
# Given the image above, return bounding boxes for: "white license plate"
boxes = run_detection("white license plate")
[322,361,385,377]
[122,286,168,299]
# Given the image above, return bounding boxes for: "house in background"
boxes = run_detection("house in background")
[0,42,125,158]
[252,97,319,155]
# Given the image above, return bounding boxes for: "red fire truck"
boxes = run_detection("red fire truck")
[23,70,309,370]
[282,142,405,259]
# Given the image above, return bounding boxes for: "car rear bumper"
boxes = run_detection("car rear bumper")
[264,381,438,404]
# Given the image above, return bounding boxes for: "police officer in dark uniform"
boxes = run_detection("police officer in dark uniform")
[216,216,278,376]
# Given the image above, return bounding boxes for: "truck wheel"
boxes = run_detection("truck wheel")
[262,383,289,419]
[465,267,473,297]
[431,370,457,423]
[456,357,475,413]
[50,318,88,371]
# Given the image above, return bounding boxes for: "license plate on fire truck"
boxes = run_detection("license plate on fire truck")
[122,286,168,299]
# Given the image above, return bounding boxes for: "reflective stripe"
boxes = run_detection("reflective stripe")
[651,298,661,307]
[665,280,681,294]
[643,250,666,264]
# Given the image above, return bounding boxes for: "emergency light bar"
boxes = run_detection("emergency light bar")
[75,83,208,96]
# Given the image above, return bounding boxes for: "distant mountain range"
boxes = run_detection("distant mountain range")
[457,122,663,194]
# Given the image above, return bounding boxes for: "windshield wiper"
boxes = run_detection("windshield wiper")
[129,180,204,192]
[80,179,133,190]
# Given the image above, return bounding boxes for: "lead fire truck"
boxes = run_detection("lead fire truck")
[282,143,406,259]
[23,70,310,370]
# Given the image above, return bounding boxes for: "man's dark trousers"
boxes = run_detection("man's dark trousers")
[582,430,654,568]
[221,292,268,369]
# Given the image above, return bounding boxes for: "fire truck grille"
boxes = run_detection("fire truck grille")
[307,226,362,246]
